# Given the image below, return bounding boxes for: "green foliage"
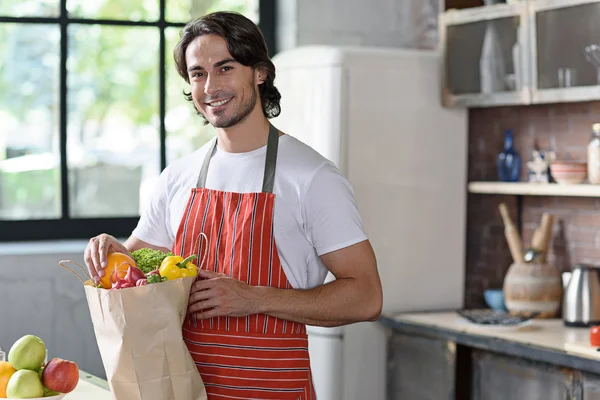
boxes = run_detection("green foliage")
[0,0,255,218]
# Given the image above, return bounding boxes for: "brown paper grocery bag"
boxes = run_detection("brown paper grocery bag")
[60,261,207,400]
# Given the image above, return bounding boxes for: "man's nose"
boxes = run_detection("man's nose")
[204,74,221,96]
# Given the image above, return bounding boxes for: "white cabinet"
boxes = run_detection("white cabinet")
[441,0,600,107]
[529,0,600,103]
[441,2,531,107]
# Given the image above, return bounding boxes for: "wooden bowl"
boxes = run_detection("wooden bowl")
[550,161,587,184]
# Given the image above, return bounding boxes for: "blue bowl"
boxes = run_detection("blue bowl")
[484,289,507,312]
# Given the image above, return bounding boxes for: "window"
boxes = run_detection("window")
[0,0,276,241]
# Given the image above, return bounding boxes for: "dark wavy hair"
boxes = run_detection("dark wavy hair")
[173,11,281,120]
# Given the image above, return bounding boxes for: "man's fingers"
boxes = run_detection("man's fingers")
[197,269,222,279]
[98,236,109,270]
[193,307,220,320]
[89,238,104,279]
[88,238,104,282]
[84,246,99,284]
[188,298,219,314]
[189,288,215,304]
[191,279,215,294]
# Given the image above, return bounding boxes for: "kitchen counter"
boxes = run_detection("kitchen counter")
[380,311,600,400]
[380,310,600,374]
[64,370,111,399]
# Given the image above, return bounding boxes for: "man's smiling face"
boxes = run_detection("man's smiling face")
[185,34,264,128]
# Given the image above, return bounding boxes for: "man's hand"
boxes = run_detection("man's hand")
[188,270,259,319]
[84,234,130,284]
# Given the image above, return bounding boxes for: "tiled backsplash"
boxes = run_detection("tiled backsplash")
[465,101,600,308]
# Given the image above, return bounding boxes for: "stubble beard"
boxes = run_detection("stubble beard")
[201,77,259,129]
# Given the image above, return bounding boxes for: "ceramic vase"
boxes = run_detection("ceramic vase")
[503,262,562,318]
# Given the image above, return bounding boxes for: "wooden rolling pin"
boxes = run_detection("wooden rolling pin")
[531,227,544,251]
[498,203,524,263]
[537,213,554,264]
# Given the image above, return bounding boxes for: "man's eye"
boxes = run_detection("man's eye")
[192,72,204,78]
[221,66,232,72]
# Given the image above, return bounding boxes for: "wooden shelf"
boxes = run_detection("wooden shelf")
[468,182,600,197]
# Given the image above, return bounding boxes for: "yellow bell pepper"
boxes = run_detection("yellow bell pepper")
[159,255,198,281]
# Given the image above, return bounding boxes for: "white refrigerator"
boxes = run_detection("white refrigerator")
[271,45,468,400]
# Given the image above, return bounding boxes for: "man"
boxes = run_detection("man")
[84,11,382,399]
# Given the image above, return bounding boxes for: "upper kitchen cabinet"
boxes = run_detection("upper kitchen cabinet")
[440,3,531,107]
[530,0,600,103]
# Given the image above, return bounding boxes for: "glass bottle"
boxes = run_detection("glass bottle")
[497,129,521,182]
[480,22,506,93]
[587,123,600,184]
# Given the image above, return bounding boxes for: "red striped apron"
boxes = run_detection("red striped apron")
[173,124,317,400]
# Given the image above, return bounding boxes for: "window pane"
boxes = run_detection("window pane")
[67,25,160,218]
[165,27,215,164]
[0,0,59,17]
[67,0,159,21]
[166,0,259,24]
[0,24,60,221]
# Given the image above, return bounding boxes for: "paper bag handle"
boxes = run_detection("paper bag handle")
[194,232,209,272]
[59,260,93,285]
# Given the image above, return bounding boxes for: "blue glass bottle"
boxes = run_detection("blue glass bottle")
[497,129,521,182]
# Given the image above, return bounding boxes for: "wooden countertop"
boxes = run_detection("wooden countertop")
[380,311,600,375]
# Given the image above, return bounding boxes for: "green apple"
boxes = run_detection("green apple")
[8,335,46,371]
[6,369,44,398]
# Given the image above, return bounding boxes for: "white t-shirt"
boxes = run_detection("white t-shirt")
[132,134,368,289]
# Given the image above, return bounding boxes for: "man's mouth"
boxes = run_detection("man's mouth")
[206,97,233,107]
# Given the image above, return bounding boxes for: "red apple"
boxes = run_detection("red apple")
[41,358,79,393]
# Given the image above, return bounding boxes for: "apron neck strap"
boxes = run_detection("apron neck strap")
[196,123,279,194]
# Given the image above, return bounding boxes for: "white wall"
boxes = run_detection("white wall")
[276,0,441,53]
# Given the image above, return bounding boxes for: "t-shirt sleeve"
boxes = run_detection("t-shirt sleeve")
[131,167,173,249]
[302,162,369,256]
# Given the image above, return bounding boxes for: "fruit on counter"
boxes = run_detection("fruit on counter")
[41,358,79,394]
[159,255,198,281]
[6,370,44,398]
[99,252,137,289]
[131,248,174,274]
[8,336,46,372]
[0,361,16,398]
[2,335,80,398]
[591,325,600,346]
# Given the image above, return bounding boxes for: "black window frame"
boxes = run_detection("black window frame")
[0,0,276,242]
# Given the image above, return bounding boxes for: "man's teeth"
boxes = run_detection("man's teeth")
[209,98,231,107]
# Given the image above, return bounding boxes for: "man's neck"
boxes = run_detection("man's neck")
[215,110,271,153]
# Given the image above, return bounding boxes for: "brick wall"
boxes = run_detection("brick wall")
[466,101,600,308]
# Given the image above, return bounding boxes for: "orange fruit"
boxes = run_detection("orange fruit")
[99,252,137,289]
[0,361,16,398]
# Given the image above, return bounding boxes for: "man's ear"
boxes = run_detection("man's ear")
[255,67,267,85]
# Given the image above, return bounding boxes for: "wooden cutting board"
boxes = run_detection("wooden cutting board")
[564,341,600,360]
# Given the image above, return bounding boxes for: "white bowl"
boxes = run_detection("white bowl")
[7,395,65,400]
[550,161,587,184]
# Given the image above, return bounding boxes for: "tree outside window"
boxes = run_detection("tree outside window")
[0,0,272,241]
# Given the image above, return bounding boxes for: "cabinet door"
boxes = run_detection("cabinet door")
[531,0,600,103]
[387,331,456,400]
[472,350,580,400]
[440,3,530,107]
[583,372,600,400]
